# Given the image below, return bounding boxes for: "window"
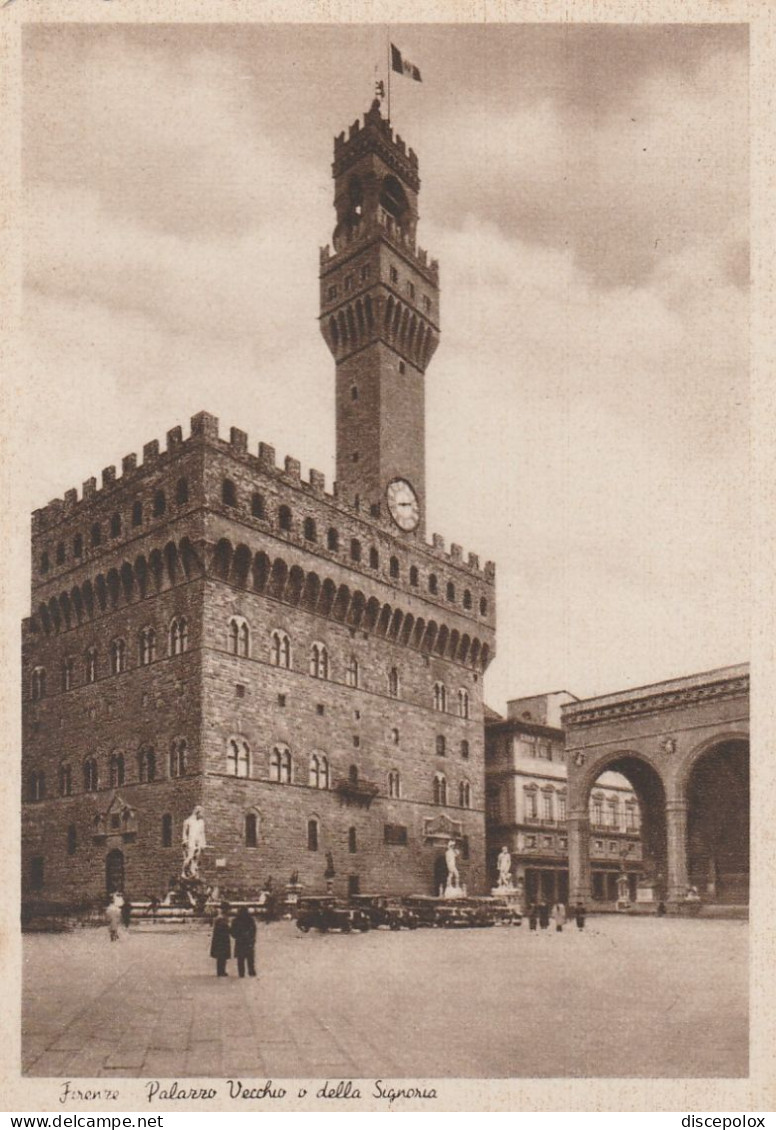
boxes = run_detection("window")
[390,727,400,745]
[610,841,619,854]
[422,294,431,312]
[83,757,99,792]
[72,532,84,560]
[31,666,47,701]
[608,799,619,829]
[140,627,157,666]
[278,505,292,532]
[345,655,359,688]
[384,823,408,845]
[251,492,265,519]
[388,667,400,698]
[369,547,379,569]
[327,527,339,551]
[58,762,72,796]
[625,803,637,830]
[436,735,446,757]
[170,617,188,656]
[390,266,398,284]
[30,857,44,891]
[351,385,359,401]
[270,630,291,669]
[486,788,500,823]
[109,753,125,788]
[227,737,250,778]
[460,739,470,760]
[388,769,401,798]
[222,479,237,507]
[458,688,470,719]
[278,693,287,707]
[591,796,604,827]
[389,555,400,579]
[558,794,567,822]
[110,512,121,538]
[91,523,102,547]
[245,813,258,848]
[459,780,471,809]
[309,642,329,680]
[409,565,419,586]
[153,490,166,517]
[350,538,361,562]
[309,753,330,790]
[352,735,360,747]
[348,827,357,853]
[406,280,415,299]
[463,589,472,610]
[344,274,353,293]
[169,738,187,777]
[433,773,447,806]
[138,746,156,783]
[428,573,438,595]
[446,581,455,602]
[524,787,538,820]
[542,792,554,822]
[110,638,126,675]
[307,818,319,852]
[131,501,143,527]
[303,517,317,542]
[56,542,65,565]
[360,264,370,282]
[28,770,45,802]
[85,647,98,684]
[67,824,77,856]
[228,616,250,657]
[327,284,337,301]
[433,682,447,712]
[480,597,488,616]
[40,551,49,574]
[270,745,292,783]
[175,478,189,505]
[162,814,173,848]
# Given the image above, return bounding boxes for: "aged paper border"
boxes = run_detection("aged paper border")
[1,0,773,1113]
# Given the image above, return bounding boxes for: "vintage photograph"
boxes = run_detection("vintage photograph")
[16,18,751,1096]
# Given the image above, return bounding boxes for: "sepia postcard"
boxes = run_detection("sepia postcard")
[1,0,774,1115]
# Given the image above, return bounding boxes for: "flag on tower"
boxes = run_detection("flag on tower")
[391,43,422,82]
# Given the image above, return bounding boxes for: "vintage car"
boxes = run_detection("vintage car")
[349,894,419,930]
[295,896,371,934]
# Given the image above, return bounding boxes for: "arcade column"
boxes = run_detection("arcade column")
[666,799,689,904]
[568,812,592,904]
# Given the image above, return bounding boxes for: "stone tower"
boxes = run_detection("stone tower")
[21,102,495,910]
[320,100,439,538]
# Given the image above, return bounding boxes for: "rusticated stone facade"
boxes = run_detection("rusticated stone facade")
[21,101,496,906]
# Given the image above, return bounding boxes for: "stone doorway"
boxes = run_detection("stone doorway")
[105,848,124,895]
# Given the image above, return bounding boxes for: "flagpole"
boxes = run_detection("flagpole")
[386,30,391,122]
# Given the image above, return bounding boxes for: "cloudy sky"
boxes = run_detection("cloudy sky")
[21,22,749,710]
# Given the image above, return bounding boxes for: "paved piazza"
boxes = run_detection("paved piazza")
[23,916,747,1079]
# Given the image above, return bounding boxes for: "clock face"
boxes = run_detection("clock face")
[386,478,420,531]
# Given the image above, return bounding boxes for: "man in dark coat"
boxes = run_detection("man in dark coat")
[574,901,586,930]
[538,901,550,930]
[210,902,232,976]
[230,906,257,978]
[528,904,538,932]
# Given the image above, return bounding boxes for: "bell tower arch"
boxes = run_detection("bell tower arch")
[319,100,440,538]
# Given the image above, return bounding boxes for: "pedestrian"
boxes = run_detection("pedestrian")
[106,899,121,942]
[552,901,566,933]
[230,905,257,978]
[210,901,232,977]
[574,900,586,930]
[538,901,550,930]
[657,900,667,917]
[120,895,131,932]
[528,903,538,932]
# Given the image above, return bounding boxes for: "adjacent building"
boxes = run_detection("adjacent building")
[485,693,643,905]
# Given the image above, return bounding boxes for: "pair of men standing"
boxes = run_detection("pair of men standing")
[210,903,257,977]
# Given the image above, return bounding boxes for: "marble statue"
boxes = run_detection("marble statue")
[181,805,207,879]
[445,840,460,888]
[497,845,513,889]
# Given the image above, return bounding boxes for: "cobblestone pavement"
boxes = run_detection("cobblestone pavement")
[23,915,748,1078]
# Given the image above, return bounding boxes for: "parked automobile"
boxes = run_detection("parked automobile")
[349,894,419,930]
[295,896,371,934]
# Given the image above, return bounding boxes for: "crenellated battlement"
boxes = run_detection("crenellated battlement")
[333,100,419,190]
[30,411,496,626]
